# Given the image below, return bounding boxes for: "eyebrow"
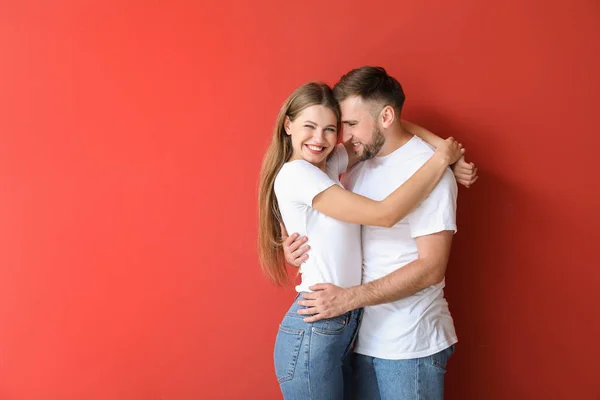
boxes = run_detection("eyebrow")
[341,120,358,124]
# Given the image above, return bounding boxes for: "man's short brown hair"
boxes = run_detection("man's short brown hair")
[333,66,406,117]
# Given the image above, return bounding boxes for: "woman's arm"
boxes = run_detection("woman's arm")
[401,120,478,188]
[401,120,446,149]
[312,138,463,227]
[343,120,452,171]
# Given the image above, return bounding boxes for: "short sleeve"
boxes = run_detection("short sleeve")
[408,169,458,238]
[326,144,349,177]
[275,161,337,206]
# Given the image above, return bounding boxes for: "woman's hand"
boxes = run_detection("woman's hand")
[434,137,465,166]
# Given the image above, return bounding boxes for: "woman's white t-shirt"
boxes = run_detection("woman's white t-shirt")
[274,145,362,292]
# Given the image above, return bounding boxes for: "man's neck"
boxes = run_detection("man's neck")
[377,124,414,157]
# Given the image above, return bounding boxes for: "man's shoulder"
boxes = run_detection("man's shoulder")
[403,136,436,164]
[397,137,457,196]
[389,137,436,179]
[340,137,437,188]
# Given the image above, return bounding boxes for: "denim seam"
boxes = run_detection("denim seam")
[276,325,305,384]
[341,312,359,360]
[306,327,313,399]
[416,357,421,400]
[284,313,306,320]
[311,320,347,336]
[278,325,304,336]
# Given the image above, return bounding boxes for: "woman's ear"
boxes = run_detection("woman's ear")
[284,116,292,135]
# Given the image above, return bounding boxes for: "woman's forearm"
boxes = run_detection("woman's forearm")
[401,120,445,149]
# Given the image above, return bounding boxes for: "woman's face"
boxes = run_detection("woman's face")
[285,105,338,170]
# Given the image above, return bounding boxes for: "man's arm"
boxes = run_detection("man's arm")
[298,230,453,322]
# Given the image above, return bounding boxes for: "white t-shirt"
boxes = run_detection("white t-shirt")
[274,145,362,293]
[341,136,458,359]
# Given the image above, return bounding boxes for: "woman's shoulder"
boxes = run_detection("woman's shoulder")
[274,160,331,197]
[278,160,322,178]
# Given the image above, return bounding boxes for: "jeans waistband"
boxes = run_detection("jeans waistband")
[286,292,362,322]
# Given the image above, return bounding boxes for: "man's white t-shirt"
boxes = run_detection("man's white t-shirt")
[342,136,458,359]
[274,145,362,293]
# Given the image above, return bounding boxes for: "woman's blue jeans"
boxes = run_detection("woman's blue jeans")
[273,293,362,400]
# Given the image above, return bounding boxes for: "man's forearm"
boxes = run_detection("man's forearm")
[346,258,444,309]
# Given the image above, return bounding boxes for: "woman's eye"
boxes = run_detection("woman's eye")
[304,125,315,129]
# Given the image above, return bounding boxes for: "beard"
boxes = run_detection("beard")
[359,125,386,161]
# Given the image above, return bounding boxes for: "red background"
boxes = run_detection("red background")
[1,0,598,399]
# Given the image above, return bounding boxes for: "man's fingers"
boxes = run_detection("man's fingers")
[304,314,325,323]
[297,305,318,315]
[283,232,298,247]
[455,166,473,175]
[288,236,308,252]
[293,254,308,267]
[454,172,471,180]
[297,302,318,311]
[457,175,479,188]
[455,165,477,179]
[292,244,310,258]
[454,163,475,174]
[309,283,330,291]
[470,170,478,183]
[301,292,318,300]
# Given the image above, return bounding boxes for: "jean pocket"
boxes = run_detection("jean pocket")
[430,344,455,372]
[311,313,349,336]
[274,325,305,384]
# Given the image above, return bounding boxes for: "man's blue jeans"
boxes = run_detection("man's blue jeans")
[349,345,455,400]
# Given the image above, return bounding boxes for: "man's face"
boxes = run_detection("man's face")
[339,96,385,161]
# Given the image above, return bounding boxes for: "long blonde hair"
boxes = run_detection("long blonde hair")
[258,82,341,285]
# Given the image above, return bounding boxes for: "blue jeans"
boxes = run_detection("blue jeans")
[350,345,455,400]
[273,293,362,400]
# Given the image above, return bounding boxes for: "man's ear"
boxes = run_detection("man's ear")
[284,116,292,135]
[380,105,395,129]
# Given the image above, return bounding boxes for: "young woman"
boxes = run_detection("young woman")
[258,82,467,399]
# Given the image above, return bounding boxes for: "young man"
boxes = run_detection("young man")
[284,66,473,399]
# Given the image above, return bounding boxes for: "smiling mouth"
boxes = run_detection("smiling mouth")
[305,144,325,153]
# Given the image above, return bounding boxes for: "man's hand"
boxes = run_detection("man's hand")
[280,222,310,267]
[297,283,355,322]
[452,156,478,188]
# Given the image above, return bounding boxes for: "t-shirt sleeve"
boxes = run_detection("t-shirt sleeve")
[408,168,458,238]
[275,161,337,206]
[326,144,349,177]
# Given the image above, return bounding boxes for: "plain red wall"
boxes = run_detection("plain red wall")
[1,0,598,399]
